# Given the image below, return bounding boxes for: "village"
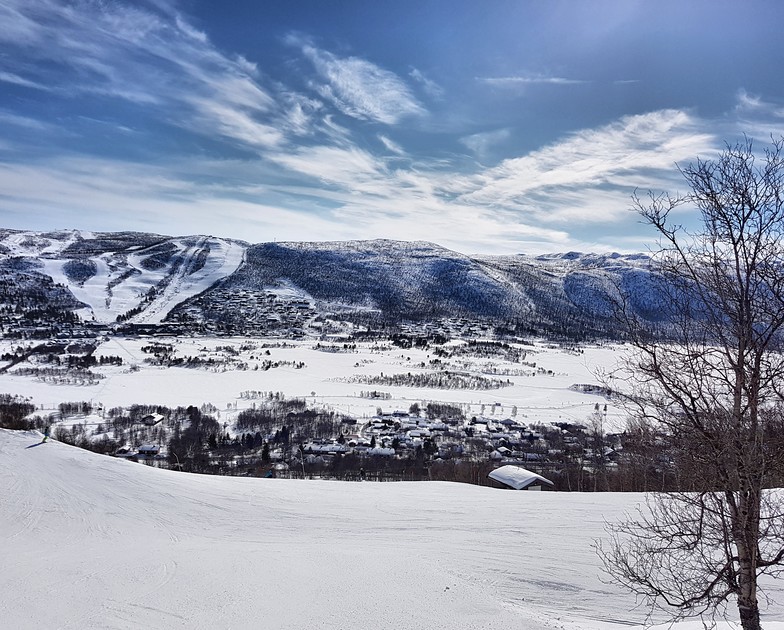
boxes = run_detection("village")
[32,390,671,493]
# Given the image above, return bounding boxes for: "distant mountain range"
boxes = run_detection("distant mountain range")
[0,229,666,339]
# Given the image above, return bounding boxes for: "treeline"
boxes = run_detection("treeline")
[235,398,348,440]
[0,394,37,430]
[349,371,512,390]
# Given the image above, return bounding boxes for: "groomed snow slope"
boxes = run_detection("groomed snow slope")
[2,430,783,630]
[32,235,245,324]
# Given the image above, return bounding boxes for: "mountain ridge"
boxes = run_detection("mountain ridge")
[0,229,662,339]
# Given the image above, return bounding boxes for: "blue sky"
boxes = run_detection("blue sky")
[1,0,783,254]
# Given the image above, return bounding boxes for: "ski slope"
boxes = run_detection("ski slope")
[129,237,245,325]
[3,430,784,629]
[31,234,245,324]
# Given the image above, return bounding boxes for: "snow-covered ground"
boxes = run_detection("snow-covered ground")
[1,337,629,431]
[2,429,782,629]
[33,235,245,324]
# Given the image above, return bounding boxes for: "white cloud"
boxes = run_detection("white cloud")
[187,99,283,149]
[409,68,443,99]
[0,157,349,242]
[174,14,208,43]
[456,109,716,223]
[270,145,386,190]
[478,75,587,87]
[378,135,406,155]
[0,71,48,90]
[298,41,425,125]
[0,111,60,132]
[735,88,763,111]
[0,0,283,149]
[459,129,510,160]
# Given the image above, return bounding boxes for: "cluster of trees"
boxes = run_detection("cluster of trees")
[445,339,528,363]
[0,342,120,373]
[0,394,37,430]
[167,406,222,472]
[140,343,304,371]
[62,258,97,284]
[12,366,103,385]
[416,401,465,420]
[234,398,348,444]
[351,371,512,390]
[58,401,93,416]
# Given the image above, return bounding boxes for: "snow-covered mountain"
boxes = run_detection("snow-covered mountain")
[0,229,245,325]
[0,229,664,338]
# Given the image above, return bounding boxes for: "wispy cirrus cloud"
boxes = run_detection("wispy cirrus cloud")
[0,71,48,90]
[730,90,784,145]
[378,135,406,155]
[409,68,443,99]
[734,88,784,120]
[0,111,62,132]
[478,75,588,87]
[459,129,511,160]
[293,36,425,125]
[454,109,716,223]
[0,0,286,149]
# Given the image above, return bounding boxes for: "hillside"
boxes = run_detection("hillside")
[0,229,667,340]
[0,429,660,629]
[0,230,245,327]
[4,429,783,629]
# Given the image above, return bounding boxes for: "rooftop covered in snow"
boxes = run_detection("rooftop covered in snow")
[488,465,555,490]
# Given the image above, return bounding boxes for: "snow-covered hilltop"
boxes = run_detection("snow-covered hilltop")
[0,229,663,339]
[0,229,245,326]
[5,429,782,629]
[0,428,643,629]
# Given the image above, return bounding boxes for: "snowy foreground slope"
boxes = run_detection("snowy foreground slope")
[2,430,783,630]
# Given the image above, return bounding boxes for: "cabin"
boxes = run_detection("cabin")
[114,445,135,458]
[488,465,555,491]
[137,444,161,457]
[141,413,164,426]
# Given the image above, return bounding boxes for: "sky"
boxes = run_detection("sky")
[1,0,783,255]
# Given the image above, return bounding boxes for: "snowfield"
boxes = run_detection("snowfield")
[32,234,245,324]
[3,429,784,630]
[0,337,630,431]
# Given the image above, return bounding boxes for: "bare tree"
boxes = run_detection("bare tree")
[601,137,784,630]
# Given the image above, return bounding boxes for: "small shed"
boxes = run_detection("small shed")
[488,465,555,491]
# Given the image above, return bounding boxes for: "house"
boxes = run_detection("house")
[114,445,135,458]
[366,446,395,457]
[304,442,348,455]
[496,446,513,458]
[137,444,161,457]
[488,465,555,491]
[141,413,164,426]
